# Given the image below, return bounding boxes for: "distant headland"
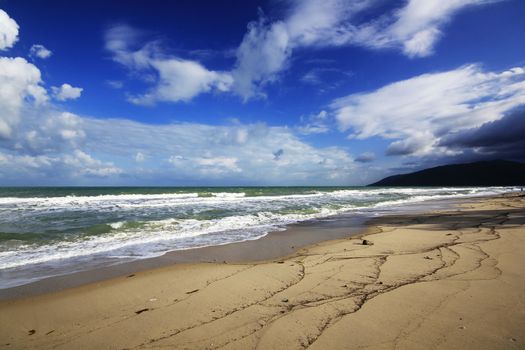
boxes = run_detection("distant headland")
[369,160,525,187]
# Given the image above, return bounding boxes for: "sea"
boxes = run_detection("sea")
[0,186,516,289]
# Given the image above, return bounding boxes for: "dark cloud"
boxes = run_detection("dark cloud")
[439,108,525,161]
[355,152,376,163]
[386,138,426,156]
[273,148,284,160]
[383,108,525,177]
[440,109,525,148]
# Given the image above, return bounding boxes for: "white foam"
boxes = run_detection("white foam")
[109,221,125,229]
[0,186,517,273]
[210,192,246,198]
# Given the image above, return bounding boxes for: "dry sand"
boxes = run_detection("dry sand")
[0,193,524,349]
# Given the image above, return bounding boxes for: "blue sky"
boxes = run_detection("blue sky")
[0,0,524,186]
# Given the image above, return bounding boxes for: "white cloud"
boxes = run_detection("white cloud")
[0,8,362,185]
[230,0,367,99]
[52,83,83,101]
[230,0,497,98]
[300,67,354,93]
[29,44,52,59]
[135,152,145,162]
[105,25,233,104]
[72,117,357,184]
[63,150,122,177]
[332,64,525,156]
[0,57,47,138]
[0,9,19,51]
[358,0,497,58]
[231,17,291,100]
[129,58,233,104]
[301,70,323,85]
[175,156,243,176]
[0,152,54,171]
[300,67,346,86]
[104,1,502,102]
[0,150,121,180]
[106,80,123,89]
[18,112,86,153]
[104,24,151,69]
[297,110,331,134]
[1,101,360,184]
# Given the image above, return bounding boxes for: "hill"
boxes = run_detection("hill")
[369,160,525,187]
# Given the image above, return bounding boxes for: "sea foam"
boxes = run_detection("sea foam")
[0,186,516,288]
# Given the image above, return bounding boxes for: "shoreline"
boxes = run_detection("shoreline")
[0,192,524,349]
[0,195,470,300]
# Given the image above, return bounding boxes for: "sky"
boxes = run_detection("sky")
[0,0,524,186]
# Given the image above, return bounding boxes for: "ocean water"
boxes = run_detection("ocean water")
[0,186,515,288]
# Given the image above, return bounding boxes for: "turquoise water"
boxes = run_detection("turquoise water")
[0,186,515,288]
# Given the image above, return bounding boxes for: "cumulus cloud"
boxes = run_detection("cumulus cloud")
[230,0,368,99]
[332,64,525,156]
[105,1,500,102]
[0,110,121,182]
[104,24,152,69]
[0,152,55,174]
[0,57,47,138]
[29,44,52,59]
[52,83,83,101]
[0,8,362,185]
[0,150,122,181]
[105,24,233,104]
[63,150,122,177]
[73,118,357,184]
[0,103,359,184]
[13,112,86,154]
[128,58,233,105]
[230,15,291,100]
[0,9,19,50]
[229,0,498,98]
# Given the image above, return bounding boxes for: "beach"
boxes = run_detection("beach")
[1,192,524,349]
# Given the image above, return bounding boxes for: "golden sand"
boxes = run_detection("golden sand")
[1,194,524,349]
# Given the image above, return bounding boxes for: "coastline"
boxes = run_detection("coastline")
[0,195,468,300]
[0,192,524,349]
[0,211,367,300]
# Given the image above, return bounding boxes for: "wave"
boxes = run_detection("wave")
[0,207,345,269]
[0,186,517,289]
[0,186,505,210]
[0,186,515,269]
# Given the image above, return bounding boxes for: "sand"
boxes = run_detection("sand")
[0,193,524,349]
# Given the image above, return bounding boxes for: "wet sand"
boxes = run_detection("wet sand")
[0,193,524,349]
[0,212,368,299]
